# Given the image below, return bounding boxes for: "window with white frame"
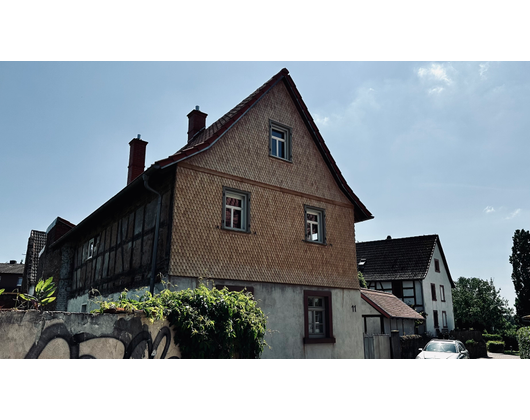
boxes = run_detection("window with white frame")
[303,290,335,344]
[440,285,446,302]
[304,205,325,244]
[222,187,250,232]
[307,296,326,337]
[269,121,292,161]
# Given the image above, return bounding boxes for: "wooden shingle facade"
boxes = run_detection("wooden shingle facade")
[38,68,373,358]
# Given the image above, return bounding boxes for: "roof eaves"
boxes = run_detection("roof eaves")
[282,74,373,223]
[155,68,289,170]
[361,291,391,318]
[434,236,455,287]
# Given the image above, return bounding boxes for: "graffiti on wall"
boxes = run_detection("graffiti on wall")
[24,323,180,359]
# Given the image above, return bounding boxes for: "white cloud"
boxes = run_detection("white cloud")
[417,63,453,86]
[484,206,495,213]
[314,114,330,126]
[479,62,490,79]
[428,87,445,95]
[506,209,522,220]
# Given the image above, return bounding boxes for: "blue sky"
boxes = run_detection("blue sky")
[1,61,528,309]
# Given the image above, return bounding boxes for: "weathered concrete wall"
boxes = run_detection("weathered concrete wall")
[0,310,181,359]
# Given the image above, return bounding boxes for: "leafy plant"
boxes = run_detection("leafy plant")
[19,277,57,310]
[0,288,4,296]
[92,281,268,359]
[517,327,530,359]
[358,272,367,288]
[486,341,505,353]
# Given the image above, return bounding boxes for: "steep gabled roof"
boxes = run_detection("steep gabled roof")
[361,289,424,320]
[156,68,373,223]
[356,234,454,286]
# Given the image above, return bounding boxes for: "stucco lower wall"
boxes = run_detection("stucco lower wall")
[203,279,364,359]
[0,310,181,359]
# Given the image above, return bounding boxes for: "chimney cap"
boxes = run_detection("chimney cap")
[386,235,392,240]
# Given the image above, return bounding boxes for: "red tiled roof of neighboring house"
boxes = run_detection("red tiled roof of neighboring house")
[155,68,373,223]
[356,234,454,286]
[361,289,424,320]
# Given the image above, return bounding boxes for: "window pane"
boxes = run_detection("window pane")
[311,223,319,241]
[307,213,317,222]
[278,141,285,158]
[226,196,241,207]
[233,209,242,229]
[313,298,323,307]
[272,129,284,139]
[225,208,231,228]
[271,139,277,156]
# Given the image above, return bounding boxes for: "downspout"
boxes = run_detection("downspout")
[142,165,162,295]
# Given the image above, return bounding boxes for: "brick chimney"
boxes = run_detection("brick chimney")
[187,106,207,142]
[127,135,148,185]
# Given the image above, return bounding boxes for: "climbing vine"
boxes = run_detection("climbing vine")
[92,282,268,359]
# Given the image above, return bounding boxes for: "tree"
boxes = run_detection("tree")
[358,271,367,288]
[510,229,530,321]
[453,277,513,332]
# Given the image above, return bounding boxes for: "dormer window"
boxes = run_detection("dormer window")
[269,121,292,161]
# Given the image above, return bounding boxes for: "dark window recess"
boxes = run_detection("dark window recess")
[431,283,437,301]
[433,310,439,328]
[392,281,403,298]
[435,259,440,272]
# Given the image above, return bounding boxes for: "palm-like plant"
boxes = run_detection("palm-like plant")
[19,277,56,310]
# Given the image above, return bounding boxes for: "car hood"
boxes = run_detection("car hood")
[418,351,460,359]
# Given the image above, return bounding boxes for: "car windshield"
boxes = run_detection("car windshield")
[424,342,457,353]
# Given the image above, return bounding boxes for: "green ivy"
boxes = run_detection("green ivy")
[93,283,268,359]
[517,327,530,359]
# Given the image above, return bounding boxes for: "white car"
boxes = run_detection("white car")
[416,339,470,359]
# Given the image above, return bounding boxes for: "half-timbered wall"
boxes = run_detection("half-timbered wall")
[69,176,174,299]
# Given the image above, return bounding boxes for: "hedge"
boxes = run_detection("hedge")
[483,333,502,342]
[517,327,530,359]
[486,341,505,353]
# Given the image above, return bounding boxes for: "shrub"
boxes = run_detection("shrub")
[517,327,530,359]
[483,333,502,342]
[93,283,268,358]
[465,339,476,347]
[502,329,519,351]
[487,341,505,353]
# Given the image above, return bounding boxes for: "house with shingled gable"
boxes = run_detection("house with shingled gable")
[37,68,373,358]
[356,234,455,337]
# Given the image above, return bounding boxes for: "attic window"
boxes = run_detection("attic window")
[269,121,292,162]
[358,259,366,272]
[434,259,440,272]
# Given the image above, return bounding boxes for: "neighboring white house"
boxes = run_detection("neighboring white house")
[357,235,455,337]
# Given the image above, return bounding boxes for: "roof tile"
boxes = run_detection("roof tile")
[361,289,424,319]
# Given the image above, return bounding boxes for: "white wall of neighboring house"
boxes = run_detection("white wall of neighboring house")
[422,243,455,336]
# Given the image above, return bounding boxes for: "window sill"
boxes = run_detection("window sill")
[303,239,327,246]
[268,154,292,164]
[303,337,336,345]
[220,226,251,234]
